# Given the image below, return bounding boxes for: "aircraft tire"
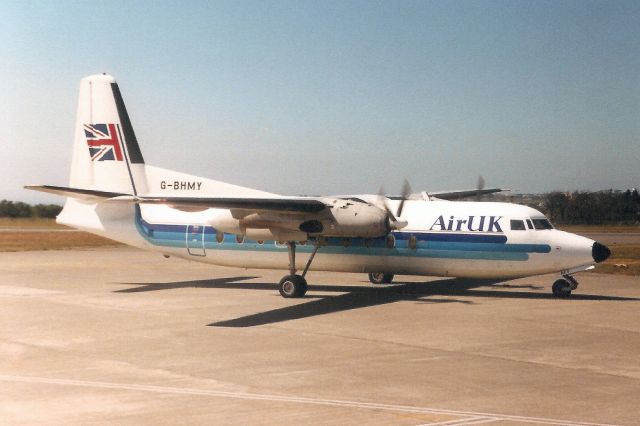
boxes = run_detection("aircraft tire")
[552,279,572,298]
[368,273,394,284]
[279,275,308,298]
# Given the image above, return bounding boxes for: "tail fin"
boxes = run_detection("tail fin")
[69,74,147,195]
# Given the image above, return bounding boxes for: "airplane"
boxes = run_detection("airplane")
[27,74,611,299]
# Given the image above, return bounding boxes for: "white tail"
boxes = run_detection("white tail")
[27,74,278,236]
[69,74,148,195]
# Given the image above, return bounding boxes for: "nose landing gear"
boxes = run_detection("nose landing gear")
[552,274,579,298]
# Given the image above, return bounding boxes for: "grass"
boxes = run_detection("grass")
[0,230,123,252]
[0,218,121,251]
[594,244,640,276]
[0,217,67,229]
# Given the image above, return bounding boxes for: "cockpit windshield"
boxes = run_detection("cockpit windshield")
[531,218,554,230]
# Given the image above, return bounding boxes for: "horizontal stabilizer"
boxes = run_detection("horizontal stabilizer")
[25,185,130,201]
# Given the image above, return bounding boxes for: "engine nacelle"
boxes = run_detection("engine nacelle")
[208,210,307,241]
[207,199,390,240]
[300,200,389,238]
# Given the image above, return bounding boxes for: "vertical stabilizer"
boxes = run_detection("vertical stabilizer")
[69,74,147,195]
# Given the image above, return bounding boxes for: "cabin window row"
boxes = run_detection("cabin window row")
[212,232,421,250]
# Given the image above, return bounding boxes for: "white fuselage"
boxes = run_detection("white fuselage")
[58,197,597,280]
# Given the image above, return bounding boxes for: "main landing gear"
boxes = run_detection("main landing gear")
[552,274,579,298]
[368,273,394,284]
[279,242,320,298]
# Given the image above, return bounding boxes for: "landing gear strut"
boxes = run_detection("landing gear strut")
[368,273,394,284]
[552,274,579,298]
[278,242,320,298]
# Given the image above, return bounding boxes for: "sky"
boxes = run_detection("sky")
[2,0,639,203]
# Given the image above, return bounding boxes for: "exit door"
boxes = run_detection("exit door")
[186,224,206,256]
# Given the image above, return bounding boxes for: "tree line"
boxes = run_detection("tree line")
[0,200,62,219]
[2,190,639,224]
[541,189,640,225]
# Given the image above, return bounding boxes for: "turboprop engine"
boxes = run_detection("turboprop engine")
[207,198,393,240]
[298,199,390,238]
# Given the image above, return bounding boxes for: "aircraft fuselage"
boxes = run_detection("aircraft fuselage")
[58,198,598,280]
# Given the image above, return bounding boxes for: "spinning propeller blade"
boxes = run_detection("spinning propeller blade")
[377,180,410,230]
[476,175,485,201]
[396,179,411,217]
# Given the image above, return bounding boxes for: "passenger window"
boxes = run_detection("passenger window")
[386,234,395,249]
[510,220,526,230]
[532,218,554,230]
[408,235,417,250]
[526,219,534,230]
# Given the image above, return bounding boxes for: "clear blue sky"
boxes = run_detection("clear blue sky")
[2,0,639,203]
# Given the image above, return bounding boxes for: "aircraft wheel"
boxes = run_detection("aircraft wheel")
[279,274,308,298]
[368,273,394,284]
[552,279,572,298]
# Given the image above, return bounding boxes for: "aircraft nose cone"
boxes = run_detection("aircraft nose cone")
[592,241,611,263]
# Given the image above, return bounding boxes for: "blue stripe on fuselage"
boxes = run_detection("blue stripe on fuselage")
[134,206,550,261]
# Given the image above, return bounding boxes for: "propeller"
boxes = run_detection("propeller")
[377,179,411,231]
[396,179,412,217]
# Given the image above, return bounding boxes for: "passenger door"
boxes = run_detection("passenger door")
[186,224,206,256]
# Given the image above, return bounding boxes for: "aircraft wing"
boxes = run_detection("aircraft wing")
[137,196,326,213]
[25,185,328,213]
[429,188,506,200]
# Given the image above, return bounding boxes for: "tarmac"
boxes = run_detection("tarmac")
[1,247,639,425]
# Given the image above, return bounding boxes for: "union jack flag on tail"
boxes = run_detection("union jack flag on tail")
[84,123,124,161]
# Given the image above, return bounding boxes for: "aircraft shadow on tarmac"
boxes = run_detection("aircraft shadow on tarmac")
[115,277,640,328]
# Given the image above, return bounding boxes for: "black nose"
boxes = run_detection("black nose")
[592,242,611,263]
